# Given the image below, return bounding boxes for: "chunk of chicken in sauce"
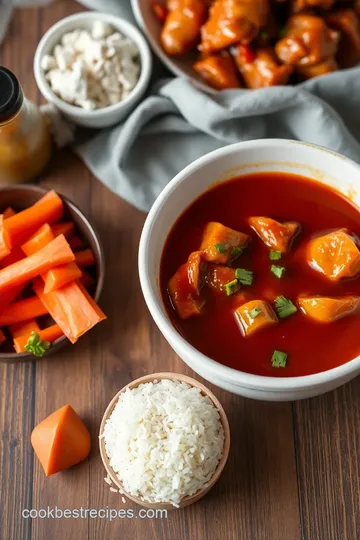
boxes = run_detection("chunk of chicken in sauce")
[249,217,300,252]
[275,15,340,68]
[235,299,278,337]
[168,251,206,318]
[307,229,360,280]
[193,52,242,89]
[296,57,338,79]
[298,295,360,322]
[200,0,269,54]
[326,9,360,68]
[291,0,335,13]
[205,264,237,292]
[234,45,293,88]
[161,0,208,56]
[200,222,249,264]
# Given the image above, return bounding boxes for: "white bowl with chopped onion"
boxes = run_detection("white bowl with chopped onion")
[99,373,230,509]
[34,12,152,128]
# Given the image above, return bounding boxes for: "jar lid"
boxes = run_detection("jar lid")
[0,67,24,123]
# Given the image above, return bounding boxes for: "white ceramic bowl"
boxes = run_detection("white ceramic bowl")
[139,139,360,401]
[131,0,213,93]
[34,12,152,128]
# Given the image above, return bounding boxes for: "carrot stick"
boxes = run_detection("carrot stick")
[0,283,26,311]
[43,262,82,294]
[0,215,10,261]
[0,234,75,296]
[33,278,106,344]
[0,329,6,344]
[75,249,96,268]
[0,297,48,326]
[80,269,95,289]
[13,324,63,353]
[10,319,41,339]
[3,190,63,248]
[3,207,16,219]
[0,246,24,268]
[21,224,55,257]
[68,236,83,250]
[51,222,75,239]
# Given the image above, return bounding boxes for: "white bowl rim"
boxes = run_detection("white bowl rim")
[33,11,152,117]
[139,139,360,393]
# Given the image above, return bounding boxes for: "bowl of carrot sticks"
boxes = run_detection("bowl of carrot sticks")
[0,185,106,362]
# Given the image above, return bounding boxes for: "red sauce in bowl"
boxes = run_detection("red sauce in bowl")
[160,172,360,377]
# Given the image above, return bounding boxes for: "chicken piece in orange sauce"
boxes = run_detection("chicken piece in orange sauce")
[249,217,300,252]
[200,0,269,54]
[326,9,360,68]
[200,221,249,264]
[234,45,293,88]
[298,295,360,322]
[296,57,338,79]
[161,0,208,56]
[206,264,237,292]
[193,52,242,89]
[307,229,360,281]
[168,251,206,318]
[291,0,335,13]
[235,299,278,337]
[275,15,340,69]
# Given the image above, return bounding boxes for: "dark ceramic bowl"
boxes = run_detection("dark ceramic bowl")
[0,184,105,362]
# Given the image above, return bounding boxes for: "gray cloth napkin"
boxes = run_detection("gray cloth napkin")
[76,0,360,212]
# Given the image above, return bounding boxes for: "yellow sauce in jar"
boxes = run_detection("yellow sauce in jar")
[0,67,52,185]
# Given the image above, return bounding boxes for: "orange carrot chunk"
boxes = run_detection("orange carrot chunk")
[75,249,96,268]
[21,224,55,257]
[0,234,75,296]
[13,324,63,353]
[0,283,26,312]
[68,235,84,250]
[51,222,75,239]
[4,190,63,248]
[3,207,16,219]
[31,404,91,476]
[80,269,95,289]
[43,262,82,294]
[10,319,41,339]
[33,278,106,344]
[0,215,10,261]
[0,297,48,326]
[0,329,6,344]
[0,246,24,268]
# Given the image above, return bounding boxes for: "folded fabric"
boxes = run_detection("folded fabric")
[75,68,360,212]
[77,2,360,211]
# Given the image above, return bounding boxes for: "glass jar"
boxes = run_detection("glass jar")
[0,66,52,185]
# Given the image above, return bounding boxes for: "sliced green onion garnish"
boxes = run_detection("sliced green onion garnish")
[271,265,286,279]
[235,268,253,286]
[271,350,288,368]
[214,242,227,253]
[274,296,297,319]
[225,279,239,296]
[231,246,241,259]
[249,307,261,319]
[269,250,282,261]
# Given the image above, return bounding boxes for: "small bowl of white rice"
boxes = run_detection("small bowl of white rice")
[99,372,230,509]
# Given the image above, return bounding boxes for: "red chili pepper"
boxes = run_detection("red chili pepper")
[238,44,256,64]
[152,1,169,23]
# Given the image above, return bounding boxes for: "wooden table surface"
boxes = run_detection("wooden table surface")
[0,2,359,540]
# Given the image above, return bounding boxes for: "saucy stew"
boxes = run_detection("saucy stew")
[160,172,360,377]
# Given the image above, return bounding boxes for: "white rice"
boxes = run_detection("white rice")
[101,379,225,506]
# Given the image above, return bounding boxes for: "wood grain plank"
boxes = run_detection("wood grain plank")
[0,7,40,540]
[30,153,93,540]
[294,378,360,540]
